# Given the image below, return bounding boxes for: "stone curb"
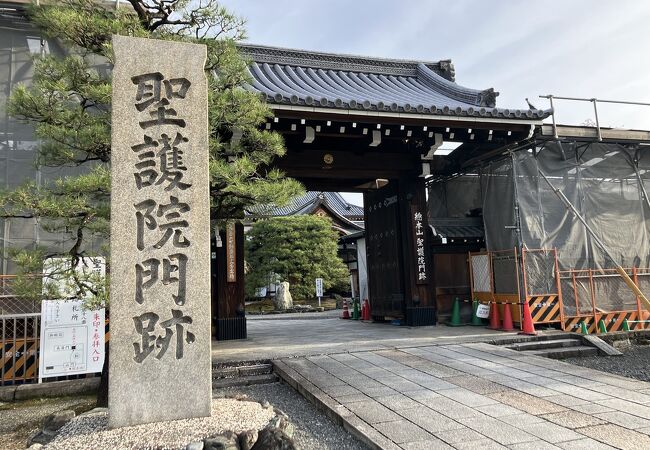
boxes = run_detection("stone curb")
[272,360,400,450]
[0,378,100,402]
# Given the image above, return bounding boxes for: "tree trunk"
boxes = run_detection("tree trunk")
[96,341,109,407]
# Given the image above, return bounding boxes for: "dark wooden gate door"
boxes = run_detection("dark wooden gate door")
[364,183,405,319]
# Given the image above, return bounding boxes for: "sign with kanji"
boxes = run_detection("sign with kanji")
[226,222,237,282]
[315,278,323,297]
[39,300,105,380]
[412,208,428,285]
[109,35,211,428]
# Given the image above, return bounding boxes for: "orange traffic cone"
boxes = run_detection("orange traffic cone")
[364,299,372,321]
[487,302,501,330]
[501,303,515,331]
[519,301,537,335]
[341,299,350,319]
[361,299,368,321]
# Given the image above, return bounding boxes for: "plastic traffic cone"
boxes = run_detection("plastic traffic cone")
[352,299,360,320]
[519,302,537,335]
[579,321,589,335]
[341,299,350,319]
[365,299,372,321]
[363,299,371,321]
[471,300,483,326]
[447,297,463,326]
[598,319,607,334]
[487,302,501,330]
[623,318,630,331]
[501,303,515,332]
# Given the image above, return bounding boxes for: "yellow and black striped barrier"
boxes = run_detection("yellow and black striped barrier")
[527,295,561,324]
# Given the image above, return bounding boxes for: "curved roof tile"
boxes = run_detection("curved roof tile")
[238,44,551,120]
[247,192,364,220]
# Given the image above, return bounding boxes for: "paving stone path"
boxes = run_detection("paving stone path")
[274,342,650,450]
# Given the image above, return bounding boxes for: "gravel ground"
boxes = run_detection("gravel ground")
[43,398,275,450]
[0,396,96,450]
[565,343,650,381]
[214,382,369,450]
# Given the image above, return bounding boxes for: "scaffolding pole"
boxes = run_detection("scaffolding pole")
[538,169,650,313]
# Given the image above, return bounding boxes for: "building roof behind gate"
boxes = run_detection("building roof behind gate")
[239,43,550,121]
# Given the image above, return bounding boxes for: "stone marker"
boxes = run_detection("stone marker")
[274,281,293,310]
[109,35,211,428]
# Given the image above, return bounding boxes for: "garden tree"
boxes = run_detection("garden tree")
[2,0,302,403]
[245,216,350,300]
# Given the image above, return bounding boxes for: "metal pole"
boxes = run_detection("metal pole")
[592,99,602,141]
[538,169,650,312]
[548,95,558,139]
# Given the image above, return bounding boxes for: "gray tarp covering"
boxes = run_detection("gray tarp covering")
[430,141,650,271]
[483,142,650,270]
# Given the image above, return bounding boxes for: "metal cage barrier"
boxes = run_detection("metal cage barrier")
[469,247,648,332]
[468,248,521,325]
[1,313,40,385]
[558,267,650,333]
[1,313,109,386]
[0,275,41,315]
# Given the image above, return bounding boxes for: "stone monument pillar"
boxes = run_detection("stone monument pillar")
[109,35,211,428]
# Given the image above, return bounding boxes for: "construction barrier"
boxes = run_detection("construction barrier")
[1,313,109,386]
[469,248,649,333]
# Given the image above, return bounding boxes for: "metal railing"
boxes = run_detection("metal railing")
[1,313,40,385]
[540,94,650,141]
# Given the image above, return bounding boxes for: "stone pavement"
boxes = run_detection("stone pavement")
[273,342,650,450]
[212,315,560,362]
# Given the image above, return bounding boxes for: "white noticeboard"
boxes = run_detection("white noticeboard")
[39,299,106,380]
[315,278,324,297]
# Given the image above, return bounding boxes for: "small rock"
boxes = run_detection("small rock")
[261,401,271,409]
[26,430,52,447]
[42,409,75,434]
[27,444,43,450]
[238,429,258,450]
[186,441,205,450]
[226,393,248,401]
[266,415,294,439]
[204,431,239,450]
[250,428,297,450]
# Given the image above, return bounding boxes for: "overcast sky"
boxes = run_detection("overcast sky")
[221,0,650,206]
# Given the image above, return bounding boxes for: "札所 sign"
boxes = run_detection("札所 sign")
[109,35,211,428]
[315,278,323,297]
[39,300,105,380]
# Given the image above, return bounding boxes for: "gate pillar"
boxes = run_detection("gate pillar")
[399,177,436,325]
[211,221,247,340]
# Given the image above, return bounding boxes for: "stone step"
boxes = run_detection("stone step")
[506,338,583,352]
[212,363,273,380]
[527,345,599,359]
[212,373,279,389]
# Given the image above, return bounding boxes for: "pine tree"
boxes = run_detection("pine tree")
[245,216,350,300]
[2,0,302,301]
[2,0,303,403]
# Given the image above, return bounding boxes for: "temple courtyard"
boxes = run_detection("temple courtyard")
[214,314,650,449]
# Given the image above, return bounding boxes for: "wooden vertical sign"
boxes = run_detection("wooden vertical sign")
[226,222,237,283]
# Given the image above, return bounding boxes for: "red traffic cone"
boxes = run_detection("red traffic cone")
[341,299,350,319]
[501,303,515,331]
[519,301,537,335]
[361,299,368,321]
[487,302,501,330]
[364,299,372,321]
